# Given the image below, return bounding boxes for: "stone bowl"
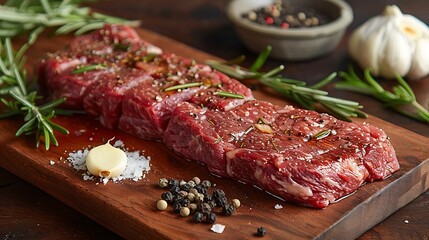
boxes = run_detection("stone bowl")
[226,0,353,61]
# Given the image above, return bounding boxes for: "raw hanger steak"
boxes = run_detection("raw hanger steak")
[38,24,399,208]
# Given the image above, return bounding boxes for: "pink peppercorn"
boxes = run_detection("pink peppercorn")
[281,22,290,28]
[265,17,274,25]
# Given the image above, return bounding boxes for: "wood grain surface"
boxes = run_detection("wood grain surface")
[1,0,429,239]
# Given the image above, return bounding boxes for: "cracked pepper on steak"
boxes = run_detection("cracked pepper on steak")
[38,24,399,208]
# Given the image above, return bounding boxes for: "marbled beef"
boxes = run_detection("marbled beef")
[38,25,399,208]
[163,101,399,208]
[39,25,253,139]
[119,53,253,140]
[38,24,159,109]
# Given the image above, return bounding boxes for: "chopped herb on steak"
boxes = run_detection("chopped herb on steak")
[38,25,399,208]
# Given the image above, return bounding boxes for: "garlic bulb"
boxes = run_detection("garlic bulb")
[349,5,429,80]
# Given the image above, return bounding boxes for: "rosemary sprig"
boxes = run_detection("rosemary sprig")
[0,37,69,150]
[0,0,139,38]
[0,0,138,150]
[207,46,366,122]
[337,67,429,123]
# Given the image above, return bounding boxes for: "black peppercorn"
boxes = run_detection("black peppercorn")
[207,200,217,209]
[195,185,208,195]
[173,195,184,203]
[168,178,179,188]
[212,189,225,199]
[173,202,182,213]
[257,227,266,237]
[170,186,181,195]
[181,198,190,207]
[215,195,228,207]
[180,183,191,191]
[222,203,236,216]
[201,180,212,188]
[161,192,174,204]
[206,212,217,224]
[200,188,208,196]
[205,194,212,201]
[193,211,204,223]
[197,203,212,214]
[194,185,204,193]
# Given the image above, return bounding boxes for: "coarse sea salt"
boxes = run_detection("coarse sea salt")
[274,204,283,210]
[210,223,225,234]
[66,140,151,184]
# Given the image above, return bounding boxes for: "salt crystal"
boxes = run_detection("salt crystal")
[49,160,55,165]
[113,140,124,147]
[83,174,94,181]
[405,220,409,224]
[274,204,283,209]
[102,178,109,185]
[210,223,225,234]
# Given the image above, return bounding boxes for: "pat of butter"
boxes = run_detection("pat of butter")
[86,141,127,178]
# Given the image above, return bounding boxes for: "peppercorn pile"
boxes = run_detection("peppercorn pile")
[156,177,240,224]
[241,0,333,28]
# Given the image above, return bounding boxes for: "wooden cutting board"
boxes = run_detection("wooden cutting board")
[1,28,429,239]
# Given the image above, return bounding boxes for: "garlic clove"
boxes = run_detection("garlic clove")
[399,13,429,40]
[378,28,412,79]
[408,38,429,80]
[86,141,127,178]
[383,5,403,17]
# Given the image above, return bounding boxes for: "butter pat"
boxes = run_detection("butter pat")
[86,141,127,178]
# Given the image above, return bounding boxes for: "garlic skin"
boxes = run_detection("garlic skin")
[86,141,127,178]
[348,5,429,80]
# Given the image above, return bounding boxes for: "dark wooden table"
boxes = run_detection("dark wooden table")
[1,0,429,239]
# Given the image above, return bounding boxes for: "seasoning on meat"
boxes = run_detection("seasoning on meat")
[39,24,399,208]
[164,101,399,208]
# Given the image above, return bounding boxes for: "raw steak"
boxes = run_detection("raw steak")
[38,25,399,208]
[38,24,161,109]
[163,101,399,208]
[39,25,253,138]
[82,68,153,128]
[119,53,253,140]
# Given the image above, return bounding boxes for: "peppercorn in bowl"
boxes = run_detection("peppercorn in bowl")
[226,0,353,61]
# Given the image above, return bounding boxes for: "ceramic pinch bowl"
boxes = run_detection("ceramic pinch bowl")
[226,0,353,61]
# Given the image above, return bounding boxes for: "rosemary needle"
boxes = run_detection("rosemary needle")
[71,64,106,74]
[163,82,204,92]
[337,67,429,123]
[207,46,366,122]
[213,91,245,99]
